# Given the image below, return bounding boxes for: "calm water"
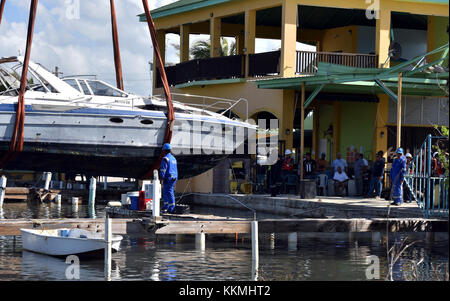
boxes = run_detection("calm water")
[0,202,448,281]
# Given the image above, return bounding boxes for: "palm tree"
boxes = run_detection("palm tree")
[191,38,237,59]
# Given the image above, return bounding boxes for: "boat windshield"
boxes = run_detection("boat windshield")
[0,60,59,96]
[62,78,127,97]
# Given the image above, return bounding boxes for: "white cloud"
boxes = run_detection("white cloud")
[1,0,313,96]
[0,0,178,96]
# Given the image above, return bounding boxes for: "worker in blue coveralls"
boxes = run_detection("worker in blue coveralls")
[159,143,178,213]
[390,148,407,206]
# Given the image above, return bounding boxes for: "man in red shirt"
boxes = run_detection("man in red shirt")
[281,149,294,193]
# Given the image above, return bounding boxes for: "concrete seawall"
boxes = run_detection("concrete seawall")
[182,193,426,219]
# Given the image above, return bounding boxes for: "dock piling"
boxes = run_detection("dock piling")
[71,197,78,217]
[104,215,112,280]
[89,177,96,207]
[43,172,52,191]
[269,233,275,250]
[288,232,297,251]
[195,232,206,251]
[153,170,161,218]
[251,221,259,281]
[0,175,6,209]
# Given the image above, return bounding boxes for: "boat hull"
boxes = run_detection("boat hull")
[20,229,122,257]
[0,142,228,178]
[0,104,253,178]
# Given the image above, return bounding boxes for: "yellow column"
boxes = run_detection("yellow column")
[375,8,391,68]
[427,16,436,55]
[281,90,295,151]
[153,29,166,90]
[210,17,222,57]
[280,0,298,77]
[236,31,245,55]
[245,9,256,77]
[374,94,389,157]
[332,101,341,159]
[180,24,190,62]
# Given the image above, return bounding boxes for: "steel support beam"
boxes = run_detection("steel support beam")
[304,84,325,109]
[375,79,398,103]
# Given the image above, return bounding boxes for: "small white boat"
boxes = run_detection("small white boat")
[20,228,123,257]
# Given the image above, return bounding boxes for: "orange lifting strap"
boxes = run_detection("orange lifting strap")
[109,0,124,91]
[141,0,175,179]
[0,0,6,25]
[0,0,38,169]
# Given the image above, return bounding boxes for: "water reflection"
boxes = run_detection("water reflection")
[0,233,447,281]
[0,201,106,219]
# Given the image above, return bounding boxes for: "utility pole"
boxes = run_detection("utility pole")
[53,66,63,78]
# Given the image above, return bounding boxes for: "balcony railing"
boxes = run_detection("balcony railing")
[248,50,281,77]
[155,51,379,87]
[156,54,245,88]
[296,51,379,75]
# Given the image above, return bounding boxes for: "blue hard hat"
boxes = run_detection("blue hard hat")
[396,148,404,154]
[163,143,172,151]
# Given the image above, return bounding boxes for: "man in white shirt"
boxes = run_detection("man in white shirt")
[332,153,348,173]
[333,166,349,196]
[354,153,369,196]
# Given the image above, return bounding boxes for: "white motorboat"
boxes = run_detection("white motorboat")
[20,228,123,257]
[0,56,257,178]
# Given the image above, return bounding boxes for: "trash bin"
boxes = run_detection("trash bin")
[300,179,316,199]
[128,191,139,210]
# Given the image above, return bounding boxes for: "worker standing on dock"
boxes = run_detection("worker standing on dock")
[159,143,178,213]
[390,148,406,206]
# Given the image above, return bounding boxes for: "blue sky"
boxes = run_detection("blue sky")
[1,0,180,96]
[0,0,311,96]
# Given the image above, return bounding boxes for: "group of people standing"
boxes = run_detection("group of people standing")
[264,147,416,205]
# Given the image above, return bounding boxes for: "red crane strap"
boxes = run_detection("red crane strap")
[141,0,175,179]
[0,0,38,169]
[0,0,6,25]
[109,0,124,91]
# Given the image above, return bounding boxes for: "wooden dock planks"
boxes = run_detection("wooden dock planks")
[155,220,252,235]
[0,217,447,236]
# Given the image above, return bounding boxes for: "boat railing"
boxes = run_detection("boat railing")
[153,93,249,121]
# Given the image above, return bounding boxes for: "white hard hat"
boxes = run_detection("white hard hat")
[285,149,292,155]
[405,153,412,158]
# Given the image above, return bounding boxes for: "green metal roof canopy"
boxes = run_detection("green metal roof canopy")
[255,43,449,108]
[138,0,233,20]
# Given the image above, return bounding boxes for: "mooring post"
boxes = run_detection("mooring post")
[251,221,259,281]
[151,170,161,219]
[371,232,381,245]
[195,232,206,251]
[55,194,61,205]
[89,177,96,207]
[269,232,275,250]
[55,195,62,218]
[44,172,52,191]
[72,197,78,210]
[0,175,6,209]
[104,214,112,280]
[288,232,297,251]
